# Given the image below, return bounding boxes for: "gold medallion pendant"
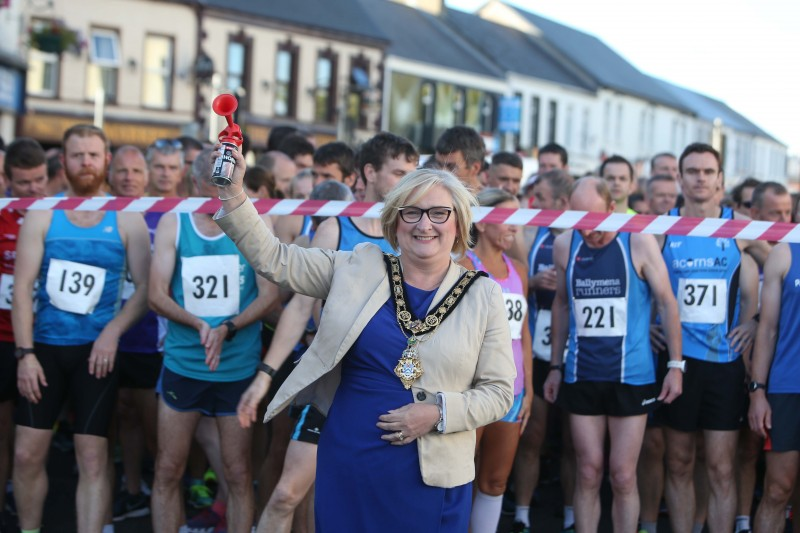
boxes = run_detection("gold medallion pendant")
[394,338,424,390]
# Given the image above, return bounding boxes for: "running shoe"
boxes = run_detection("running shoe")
[510,520,530,533]
[185,506,223,532]
[187,481,213,509]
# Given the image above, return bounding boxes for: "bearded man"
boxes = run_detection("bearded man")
[11,124,151,533]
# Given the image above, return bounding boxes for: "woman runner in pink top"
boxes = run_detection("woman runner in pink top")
[460,187,533,533]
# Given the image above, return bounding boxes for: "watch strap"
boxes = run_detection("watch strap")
[14,347,35,360]
[223,319,237,341]
[258,362,277,378]
[666,360,686,373]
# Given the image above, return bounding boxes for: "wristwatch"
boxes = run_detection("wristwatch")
[14,347,35,360]
[666,360,686,373]
[223,320,238,341]
[748,381,767,393]
[549,364,563,372]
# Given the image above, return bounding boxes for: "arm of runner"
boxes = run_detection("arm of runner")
[543,231,570,404]
[649,324,667,353]
[148,214,210,345]
[237,216,340,428]
[89,213,151,378]
[727,252,760,358]
[634,233,682,404]
[12,211,51,403]
[748,243,788,438]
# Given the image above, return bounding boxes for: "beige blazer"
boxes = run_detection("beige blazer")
[216,200,515,487]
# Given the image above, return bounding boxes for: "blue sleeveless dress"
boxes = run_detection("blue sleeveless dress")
[315,283,471,532]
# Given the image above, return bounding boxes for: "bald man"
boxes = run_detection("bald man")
[256,151,297,199]
[544,177,682,533]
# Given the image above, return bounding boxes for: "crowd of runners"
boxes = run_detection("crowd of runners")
[0,121,797,533]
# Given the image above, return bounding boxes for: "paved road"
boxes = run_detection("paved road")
[2,429,676,533]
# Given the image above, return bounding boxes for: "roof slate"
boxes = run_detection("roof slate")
[652,77,782,144]
[442,8,596,92]
[356,0,505,78]
[509,6,693,112]
[202,0,387,43]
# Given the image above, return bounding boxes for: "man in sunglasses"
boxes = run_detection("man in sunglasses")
[730,176,761,217]
[147,139,184,198]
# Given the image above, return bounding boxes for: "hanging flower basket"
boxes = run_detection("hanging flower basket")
[29,20,79,54]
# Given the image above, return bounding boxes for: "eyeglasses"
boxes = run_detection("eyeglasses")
[152,138,183,150]
[397,206,453,224]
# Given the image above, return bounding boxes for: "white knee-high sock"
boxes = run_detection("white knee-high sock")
[470,490,503,533]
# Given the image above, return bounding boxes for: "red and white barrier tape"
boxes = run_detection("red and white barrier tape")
[2,196,798,243]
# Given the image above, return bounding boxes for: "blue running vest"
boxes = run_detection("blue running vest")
[337,217,394,254]
[565,232,653,385]
[769,243,800,393]
[35,210,126,345]
[528,228,556,361]
[164,214,260,382]
[662,207,742,363]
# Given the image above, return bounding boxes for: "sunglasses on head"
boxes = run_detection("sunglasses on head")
[152,138,183,150]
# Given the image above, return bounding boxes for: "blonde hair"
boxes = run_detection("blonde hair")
[381,168,476,256]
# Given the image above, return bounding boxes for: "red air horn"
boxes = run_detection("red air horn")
[211,94,243,186]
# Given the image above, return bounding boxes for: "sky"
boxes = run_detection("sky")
[446,0,800,156]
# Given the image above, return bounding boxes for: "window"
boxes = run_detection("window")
[226,35,251,109]
[480,94,496,133]
[639,109,648,154]
[348,56,371,129]
[86,28,120,103]
[547,100,557,143]
[453,88,466,125]
[142,35,173,109]
[530,96,540,149]
[581,108,590,152]
[565,104,574,148]
[314,50,337,124]
[434,83,456,131]
[274,42,298,117]
[227,42,245,94]
[27,49,59,98]
[615,103,623,145]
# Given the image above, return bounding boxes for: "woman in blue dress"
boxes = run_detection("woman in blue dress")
[214,150,516,532]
